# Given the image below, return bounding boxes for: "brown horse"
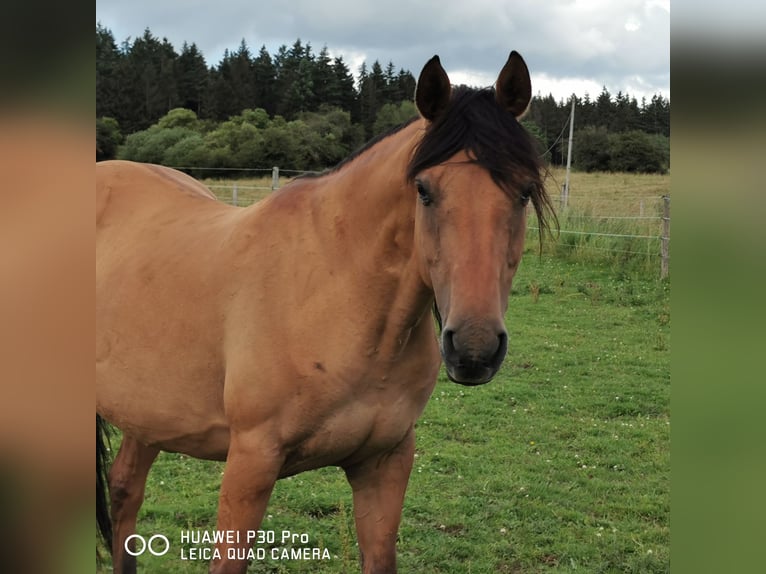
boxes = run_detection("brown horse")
[96,51,554,574]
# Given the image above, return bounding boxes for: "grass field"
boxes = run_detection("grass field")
[99,170,670,573]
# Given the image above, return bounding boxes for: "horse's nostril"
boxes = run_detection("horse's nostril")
[497,331,508,351]
[494,331,508,361]
[442,329,457,356]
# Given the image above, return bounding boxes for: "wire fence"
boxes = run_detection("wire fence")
[173,166,670,279]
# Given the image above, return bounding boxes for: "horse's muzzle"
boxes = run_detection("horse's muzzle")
[440,323,508,385]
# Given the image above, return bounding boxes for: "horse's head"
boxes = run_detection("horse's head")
[408,52,554,386]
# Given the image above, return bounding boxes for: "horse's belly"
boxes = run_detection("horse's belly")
[98,389,231,461]
[97,341,230,459]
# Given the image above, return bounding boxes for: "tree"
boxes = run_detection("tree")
[205,42,257,121]
[97,23,672,173]
[578,93,596,128]
[527,93,568,165]
[520,119,547,160]
[273,39,315,119]
[252,46,277,115]
[230,40,256,110]
[282,58,314,118]
[177,42,208,116]
[396,69,416,103]
[117,28,180,132]
[311,46,336,109]
[358,61,387,138]
[331,57,357,116]
[594,86,613,130]
[641,94,670,136]
[205,50,237,120]
[383,61,398,103]
[96,23,124,120]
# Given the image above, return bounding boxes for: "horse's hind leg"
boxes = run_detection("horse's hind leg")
[109,435,160,574]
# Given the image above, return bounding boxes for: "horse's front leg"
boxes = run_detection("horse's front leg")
[344,429,415,574]
[208,429,284,574]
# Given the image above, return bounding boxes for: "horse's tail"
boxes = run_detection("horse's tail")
[96,414,113,554]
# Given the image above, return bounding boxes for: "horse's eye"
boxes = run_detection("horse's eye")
[520,182,536,206]
[415,181,433,206]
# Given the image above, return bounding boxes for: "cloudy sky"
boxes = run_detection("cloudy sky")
[96,0,669,103]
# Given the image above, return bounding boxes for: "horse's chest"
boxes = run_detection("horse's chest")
[281,371,436,475]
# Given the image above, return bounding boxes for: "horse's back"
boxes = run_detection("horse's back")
[97,160,217,227]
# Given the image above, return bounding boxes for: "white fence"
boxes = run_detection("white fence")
[171,166,670,279]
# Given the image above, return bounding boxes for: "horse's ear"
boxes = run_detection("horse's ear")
[495,51,532,119]
[415,55,451,121]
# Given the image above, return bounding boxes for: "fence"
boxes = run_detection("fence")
[171,166,670,279]
[530,192,670,278]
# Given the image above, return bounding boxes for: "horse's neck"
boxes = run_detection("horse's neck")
[313,120,423,257]
[313,120,434,353]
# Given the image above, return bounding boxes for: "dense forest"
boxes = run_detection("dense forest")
[96,24,670,173]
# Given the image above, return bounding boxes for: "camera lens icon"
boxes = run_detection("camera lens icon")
[124,534,170,556]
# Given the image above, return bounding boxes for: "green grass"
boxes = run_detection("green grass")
[99,171,670,572]
[98,254,669,573]
[533,168,670,278]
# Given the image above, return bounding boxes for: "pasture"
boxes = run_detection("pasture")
[98,170,669,573]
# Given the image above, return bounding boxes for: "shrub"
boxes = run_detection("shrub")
[609,130,668,174]
[118,127,199,164]
[96,117,123,161]
[157,108,201,131]
[574,127,669,174]
[573,126,611,172]
[373,101,417,137]
[163,134,210,168]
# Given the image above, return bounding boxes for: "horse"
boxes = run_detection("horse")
[96,50,555,574]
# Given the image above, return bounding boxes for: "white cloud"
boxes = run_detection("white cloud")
[96,0,669,101]
[625,16,642,32]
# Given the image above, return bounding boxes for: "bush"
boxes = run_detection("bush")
[157,108,201,131]
[96,117,123,161]
[118,126,200,164]
[521,119,548,160]
[573,126,611,172]
[163,134,210,168]
[373,101,417,137]
[609,130,668,174]
[573,127,668,174]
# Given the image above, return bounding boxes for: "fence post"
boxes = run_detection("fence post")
[660,195,670,279]
[271,166,280,190]
[232,183,238,206]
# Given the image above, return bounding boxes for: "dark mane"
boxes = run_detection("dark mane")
[406,86,556,236]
